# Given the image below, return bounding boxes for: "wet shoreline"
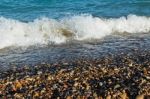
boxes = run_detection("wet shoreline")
[0,49,150,98]
[0,33,150,71]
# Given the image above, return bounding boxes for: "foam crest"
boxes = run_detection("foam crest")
[0,14,150,49]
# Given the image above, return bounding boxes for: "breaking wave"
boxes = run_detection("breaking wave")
[0,14,150,49]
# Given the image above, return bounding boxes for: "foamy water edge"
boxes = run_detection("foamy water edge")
[0,14,150,49]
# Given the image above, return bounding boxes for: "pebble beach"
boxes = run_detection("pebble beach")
[0,50,150,99]
[0,1,150,99]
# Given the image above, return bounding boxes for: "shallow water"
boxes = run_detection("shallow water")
[0,33,150,71]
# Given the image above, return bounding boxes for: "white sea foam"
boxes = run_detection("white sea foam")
[0,14,150,49]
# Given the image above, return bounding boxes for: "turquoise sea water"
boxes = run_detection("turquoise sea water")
[0,0,150,70]
[0,0,150,21]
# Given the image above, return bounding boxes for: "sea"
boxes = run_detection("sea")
[0,0,150,70]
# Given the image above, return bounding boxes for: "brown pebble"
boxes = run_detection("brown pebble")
[15,80,22,89]
[106,95,111,99]
[119,90,129,99]
[66,96,72,99]
[136,94,144,99]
